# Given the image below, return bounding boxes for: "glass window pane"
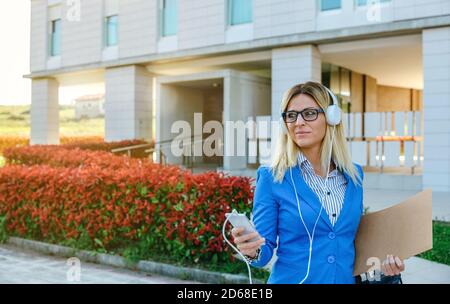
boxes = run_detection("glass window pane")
[51,19,61,56]
[321,0,341,11]
[106,15,118,46]
[230,0,252,25]
[357,0,390,6]
[162,0,178,36]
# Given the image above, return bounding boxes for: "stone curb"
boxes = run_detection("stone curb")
[7,237,265,284]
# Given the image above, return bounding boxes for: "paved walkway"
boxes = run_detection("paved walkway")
[0,244,201,284]
[1,242,449,284]
[402,257,450,284]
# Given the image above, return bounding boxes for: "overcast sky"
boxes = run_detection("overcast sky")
[0,0,31,105]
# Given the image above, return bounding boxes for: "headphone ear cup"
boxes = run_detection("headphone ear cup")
[326,105,342,126]
[279,117,288,134]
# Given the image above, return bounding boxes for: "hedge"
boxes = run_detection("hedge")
[0,135,151,156]
[0,146,254,266]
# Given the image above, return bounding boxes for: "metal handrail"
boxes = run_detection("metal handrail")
[111,143,155,157]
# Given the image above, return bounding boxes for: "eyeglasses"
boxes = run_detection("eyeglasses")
[282,108,325,123]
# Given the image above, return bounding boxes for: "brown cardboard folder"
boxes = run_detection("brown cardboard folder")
[353,189,433,276]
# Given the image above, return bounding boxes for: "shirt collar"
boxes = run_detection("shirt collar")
[297,151,338,177]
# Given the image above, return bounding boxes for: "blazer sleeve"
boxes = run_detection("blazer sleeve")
[250,166,279,268]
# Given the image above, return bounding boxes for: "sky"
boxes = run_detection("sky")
[0,1,104,106]
[0,0,31,105]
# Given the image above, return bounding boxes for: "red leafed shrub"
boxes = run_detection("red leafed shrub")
[0,146,254,265]
[0,135,153,156]
[0,136,29,155]
[61,136,152,153]
[2,145,145,169]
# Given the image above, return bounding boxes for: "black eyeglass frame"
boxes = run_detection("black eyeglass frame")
[282,108,325,123]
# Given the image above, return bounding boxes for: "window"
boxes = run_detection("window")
[162,0,178,37]
[105,15,118,47]
[50,19,61,56]
[356,0,390,6]
[229,0,252,25]
[320,0,341,11]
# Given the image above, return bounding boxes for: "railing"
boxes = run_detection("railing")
[247,137,271,169]
[111,143,155,157]
[344,110,424,175]
[347,136,423,175]
[139,135,222,172]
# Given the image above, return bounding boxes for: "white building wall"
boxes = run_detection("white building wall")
[30,78,59,145]
[61,0,103,67]
[271,45,321,121]
[422,26,450,192]
[105,65,153,142]
[157,85,205,164]
[119,0,158,58]
[29,1,450,73]
[224,72,271,170]
[394,0,450,21]
[254,0,315,39]
[30,0,47,72]
[178,0,225,50]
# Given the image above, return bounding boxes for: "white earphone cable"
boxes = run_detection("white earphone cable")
[291,125,336,284]
[222,216,253,284]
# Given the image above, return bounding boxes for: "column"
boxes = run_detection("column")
[105,65,153,142]
[422,27,450,192]
[271,45,321,156]
[30,78,59,145]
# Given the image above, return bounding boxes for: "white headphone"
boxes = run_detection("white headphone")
[280,86,342,134]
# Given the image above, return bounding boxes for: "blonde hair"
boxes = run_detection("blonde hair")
[270,81,362,186]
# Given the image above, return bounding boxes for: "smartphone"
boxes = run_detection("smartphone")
[225,209,261,243]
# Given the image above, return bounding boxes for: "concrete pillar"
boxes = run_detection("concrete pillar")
[422,27,450,192]
[271,45,321,156]
[223,71,271,171]
[30,78,59,145]
[105,65,153,142]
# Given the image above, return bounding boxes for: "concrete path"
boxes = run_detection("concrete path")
[1,242,448,284]
[402,257,450,284]
[0,244,201,284]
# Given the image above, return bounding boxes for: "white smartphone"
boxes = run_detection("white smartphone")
[225,209,260,243]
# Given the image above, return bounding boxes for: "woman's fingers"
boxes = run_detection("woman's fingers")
[231,227,265,257]
[382,255,394,276]
[382,254,404,276]
[237,238,265,252]
[394,256,405,272]
[391,255,401,275]
[231,227,245,238]
[234,232,259,244]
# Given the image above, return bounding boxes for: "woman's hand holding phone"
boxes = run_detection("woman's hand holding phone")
[231,227,265,258]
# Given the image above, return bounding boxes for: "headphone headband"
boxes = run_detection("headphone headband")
[324,86,338,107]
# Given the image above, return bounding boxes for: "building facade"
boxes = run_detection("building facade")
[28,0,450,192]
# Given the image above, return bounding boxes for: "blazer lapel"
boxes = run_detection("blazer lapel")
[286,165,334,230]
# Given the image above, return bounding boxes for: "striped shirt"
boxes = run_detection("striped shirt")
[297,152,347,226]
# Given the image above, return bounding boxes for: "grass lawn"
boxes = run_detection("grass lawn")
[0,105,104,137]
[417,221,450,266]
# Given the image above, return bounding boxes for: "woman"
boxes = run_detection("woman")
[231,82,405,284]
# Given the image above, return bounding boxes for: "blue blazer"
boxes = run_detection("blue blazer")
[250,164,364,284]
